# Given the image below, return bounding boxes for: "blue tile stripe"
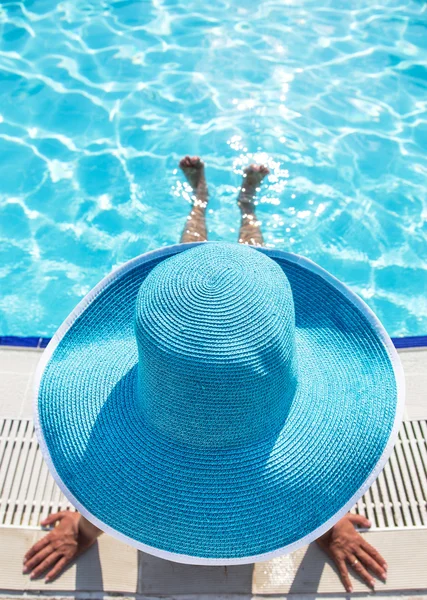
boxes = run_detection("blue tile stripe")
[0,336,51,348]
[1,334,427,350]
[391,335,427,349]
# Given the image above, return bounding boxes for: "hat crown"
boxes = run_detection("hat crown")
[135,242,298,449]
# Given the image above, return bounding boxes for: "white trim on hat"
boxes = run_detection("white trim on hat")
[33,242,405,566]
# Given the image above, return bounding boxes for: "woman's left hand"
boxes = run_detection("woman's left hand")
[316,513,388,593]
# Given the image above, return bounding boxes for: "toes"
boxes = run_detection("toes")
[179,156,190,169]
[191,156,203,168]
[179,156,203,170]
[252,164,269,174]
[244,164,269,179]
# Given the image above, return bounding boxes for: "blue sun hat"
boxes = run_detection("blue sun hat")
[34,241,404,565]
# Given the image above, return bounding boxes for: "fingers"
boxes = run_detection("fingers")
[45,556,70,583]
[362,539,388,571]
[349,555,376,590]
[23,544,53,573]
[24,535,51,562]
[357,548,387,581]
[28,551,61,579]
[347,513,371,529]
[336,558,353,594]
[40,511,67,527]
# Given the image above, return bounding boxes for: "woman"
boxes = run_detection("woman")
[24,157,391,593]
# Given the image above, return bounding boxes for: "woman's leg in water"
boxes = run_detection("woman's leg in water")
[237,165,269,247]
[179,156,209,243]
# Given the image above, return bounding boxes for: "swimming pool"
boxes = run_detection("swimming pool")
[0,0,426,338]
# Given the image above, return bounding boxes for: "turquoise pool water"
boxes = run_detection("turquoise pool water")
[0,0,426,338]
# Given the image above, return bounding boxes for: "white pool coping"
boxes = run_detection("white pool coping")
[0,345,426,597]
[2,344,426,422]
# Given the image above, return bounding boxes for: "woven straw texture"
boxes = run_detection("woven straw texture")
[36,242,398,561]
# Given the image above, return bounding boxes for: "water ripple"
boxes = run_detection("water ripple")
[0,0,426,337]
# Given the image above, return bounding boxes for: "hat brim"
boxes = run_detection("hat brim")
[34,242,405,565]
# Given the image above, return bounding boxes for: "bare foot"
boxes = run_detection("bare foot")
[238,164,269,207]
[179,155,206,191]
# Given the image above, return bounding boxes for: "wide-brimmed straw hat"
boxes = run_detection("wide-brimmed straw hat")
[34,241,404,565]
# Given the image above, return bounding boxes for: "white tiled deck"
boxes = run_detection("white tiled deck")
[0,345,426,599]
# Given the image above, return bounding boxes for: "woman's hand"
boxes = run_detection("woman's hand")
[316,513,387,593]
[23,511,102,582]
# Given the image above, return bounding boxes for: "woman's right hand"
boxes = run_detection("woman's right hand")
[23,511,102,582]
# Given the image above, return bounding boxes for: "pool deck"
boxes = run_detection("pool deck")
[0,344,426,599]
